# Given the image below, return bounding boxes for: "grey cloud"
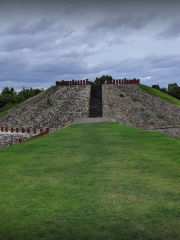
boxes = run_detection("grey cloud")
[0,18,74,52]
[1,18,73,36]
[86,12,157,33]
[1,52,180,92]
[155,18,180,39]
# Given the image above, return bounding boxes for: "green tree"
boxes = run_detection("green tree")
[160,87,167,93]
[168,83,178,91]
[94,75,112,84]
[168,86,180,100]
[152,84,160,90]
[1,87,16,96]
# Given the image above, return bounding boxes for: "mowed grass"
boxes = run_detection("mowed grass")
[0,122,180,240]
[139,84,180,106]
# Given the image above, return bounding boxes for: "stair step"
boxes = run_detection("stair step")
[89,85,102,118]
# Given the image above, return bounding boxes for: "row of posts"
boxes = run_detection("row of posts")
[56,79,89,86]
[107,78,140,84]
[0,127,49,134]
[56,78,140,86]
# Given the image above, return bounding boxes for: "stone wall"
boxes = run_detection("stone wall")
[103,84,180,136]
[1,83,180,148]
[0,85,90,132]
[0,132,31,148]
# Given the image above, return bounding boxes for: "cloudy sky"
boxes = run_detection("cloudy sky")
[0,0,180,92]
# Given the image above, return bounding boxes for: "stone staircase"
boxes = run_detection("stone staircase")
[89,85,102,117]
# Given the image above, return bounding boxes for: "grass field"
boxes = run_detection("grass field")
[139,84,180,106]
[0,122,180,240]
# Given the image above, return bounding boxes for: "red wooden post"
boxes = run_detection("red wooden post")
[11,127,13,133]
[86,79,88,85]
[33,129,36,134]
[5,127,8,132]
[40,129,43,134]
[22,128,25,133]
[119,79,121,84]
[16,128,19,133]
[1,127,3,132]
[83,80,85,85]
[46,128,49,133]
[19,139,22,143]
[72,80,74,85]
[116,79,118,84]
[27,128,30,133]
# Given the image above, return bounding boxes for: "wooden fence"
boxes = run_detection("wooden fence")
[56,78,140,86]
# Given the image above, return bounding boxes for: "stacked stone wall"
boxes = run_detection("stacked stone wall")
[0,85,90,132]
[103,84,180,136]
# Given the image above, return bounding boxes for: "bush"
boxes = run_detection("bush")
[47,98,53,107]
[94,75,112,84]
[157,114,166,120]
[132,97,140,101]
[143,112,150,117]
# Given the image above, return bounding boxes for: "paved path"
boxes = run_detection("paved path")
[77,117,115,124]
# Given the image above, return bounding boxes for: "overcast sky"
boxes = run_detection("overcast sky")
[0,0,180,92]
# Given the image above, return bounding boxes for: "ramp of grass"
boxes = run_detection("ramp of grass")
[139,84,180,106]
[0,122,180,240]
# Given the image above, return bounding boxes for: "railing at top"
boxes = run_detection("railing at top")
[106,78,140,84]
[56,79,89,86]
[56,78,140,86]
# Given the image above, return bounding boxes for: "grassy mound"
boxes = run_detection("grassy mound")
[139,84,180,106]
[0,122,180,240]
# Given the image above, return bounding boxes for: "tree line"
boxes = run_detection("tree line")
[0,87,43,113]
[152,83,180,100]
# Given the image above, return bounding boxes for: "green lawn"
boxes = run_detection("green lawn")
[0,122,180,240]
[139,84,180,106]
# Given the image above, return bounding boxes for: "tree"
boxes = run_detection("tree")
[168,83,178,92]
[1,87,16,96]
[94,75,112,84]
[160,87,167,93]
[168,86,180,100]
[152,85,160,90]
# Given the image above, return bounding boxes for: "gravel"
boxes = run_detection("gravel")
[77,117,115,123]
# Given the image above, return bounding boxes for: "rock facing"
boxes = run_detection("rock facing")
[103,84,180,136]
[0,85,90,132]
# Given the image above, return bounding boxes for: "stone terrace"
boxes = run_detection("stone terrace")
[103,84,180,136]
[0,85,90,132]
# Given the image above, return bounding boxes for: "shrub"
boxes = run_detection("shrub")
[120,94,124,97]
[143,112,150,117]
[47,98,54,107]
[157,114,166,120]
[132,97,140,101]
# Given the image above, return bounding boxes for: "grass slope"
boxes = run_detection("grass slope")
[0,122,180,240]
[139,84,180,106]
